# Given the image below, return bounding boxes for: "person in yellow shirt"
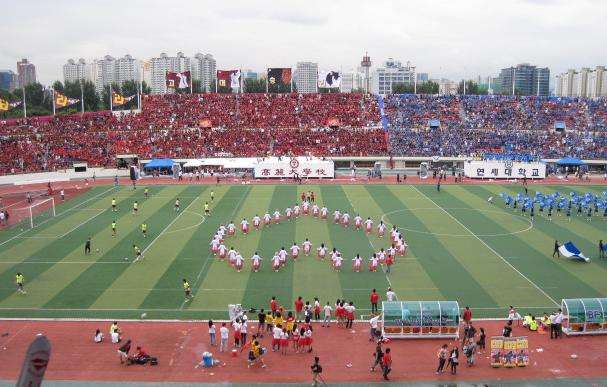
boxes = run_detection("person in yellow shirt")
[144,188,149,198]
[141,223,147,238]
[183,279,192,302]
[204,202,210,216]
[15,272,26,294]
[111,198,117,212]
[273,313,284,328]
[529,316,538,331]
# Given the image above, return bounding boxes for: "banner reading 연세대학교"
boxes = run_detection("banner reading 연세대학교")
[490,336,529,368]
[464,160,546,179]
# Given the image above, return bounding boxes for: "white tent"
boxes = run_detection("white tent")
[183,159,203,168]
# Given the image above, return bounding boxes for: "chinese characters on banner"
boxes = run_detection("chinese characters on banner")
[464,161,546,179]
[490,336,529,368]
[254,157,335,178]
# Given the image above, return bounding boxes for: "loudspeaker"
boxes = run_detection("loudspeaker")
[129,166,137,181]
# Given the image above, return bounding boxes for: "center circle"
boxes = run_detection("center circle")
[380,208,533,237]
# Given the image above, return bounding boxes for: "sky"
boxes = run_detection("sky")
[1,0,605,85]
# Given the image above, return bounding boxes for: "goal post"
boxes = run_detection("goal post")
[9,198,56,229]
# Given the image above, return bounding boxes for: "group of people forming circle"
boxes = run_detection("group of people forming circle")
[209,200,409,273]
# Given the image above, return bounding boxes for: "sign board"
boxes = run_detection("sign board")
[464,160,546,179]
[254,157,334,178]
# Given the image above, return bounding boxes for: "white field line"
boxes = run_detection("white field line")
[342,191,393,289]
[181,187,250,310]
[0,186,115,248]
[56,209,107,238]
[410,185,559,307]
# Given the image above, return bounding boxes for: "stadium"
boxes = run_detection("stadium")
[2,2,607,386]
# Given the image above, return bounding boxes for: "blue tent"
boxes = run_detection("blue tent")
[144,158,174,169]
[555,157,585,166]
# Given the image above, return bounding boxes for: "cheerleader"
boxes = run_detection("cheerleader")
[290,243,300,259]
[251,252,262,272]
[354,214,363,230]
[330,248,340,263]
[218,243,227,259]
[280,330,289,355]
[302,201,310,214]
[291,324,300,352]
[263,212,271,226]
[390,225,398,242]
[377,248,386,264]
[234,253,244,272]
[352,254,363,272]
[333,209,341,224]
[252,214,261,230]
[293,204,301,217]
[341,212,350,227]
[272,252,281,272]
[228,247,237,266]
[387,244,396,261]
[285,206,292,220]
[397,235,408,256]
[297,327,306,353]
[365,217,373,234]
[333,253,343,272]
[312,204,320,217]
[317,243,327,260]
[303,238,312,256]
[227,221,236,236]
[320,206,328,220]
[377,220,386,237]
[313,298,321,320]
[369,253,379,272]
[273,210,281,224]
[241,218,249,234]
[335,301,345,327]
[217,224,227,239]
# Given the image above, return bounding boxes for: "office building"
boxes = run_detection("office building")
[372,58,416,95]
[295,61,318,93]
[0,70,16,91]
[16,58,36,88]
[498,63,550,96]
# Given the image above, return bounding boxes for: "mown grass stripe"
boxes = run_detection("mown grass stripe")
[241,185,297,311]
[43,186,193,309]
[188,185,275,311]
[91,185,213,309]
[366,185,499,308]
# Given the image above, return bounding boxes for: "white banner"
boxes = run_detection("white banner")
[463,160,546,179]
[254,157,334,178]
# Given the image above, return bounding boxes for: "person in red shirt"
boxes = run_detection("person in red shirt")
[128,346,149,365]
[370,289,379,314]
[270,296,278,315]
[294,296,304,321]
[462,306,472,325]
[382,347,392,380]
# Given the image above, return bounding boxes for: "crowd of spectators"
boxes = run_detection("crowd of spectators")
[2,93,607,175]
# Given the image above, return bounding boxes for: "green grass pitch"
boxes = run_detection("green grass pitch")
[0,183,606,320]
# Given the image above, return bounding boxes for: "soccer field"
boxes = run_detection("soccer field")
[1,183,606,320]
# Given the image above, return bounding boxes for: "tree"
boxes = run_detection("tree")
[458,80,487,95]
[52,81,64,93]
[101,82,121,109]
[244,78,266,93]
[391,83,414,94]
[417,81,439,95]
[141,81,151,95]
[191,79,202,93]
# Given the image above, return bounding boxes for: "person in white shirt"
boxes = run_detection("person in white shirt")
[377,248,386,264]
[272,252,281,272]
[320,206,328,219]
[218,243,227,259]
[377,220,386,237]
[94,329,103,343]
[210,238,220,254]
[312,204,320,217]
[322,302,333,327]
[317,243,327,260]
[227,222,236,236]
[291,243,300,259]
[354,214,363,230]
[272,324,283,351]
[352,254,363,272]
[302,201,310,214]
[232,319,242,348]
[303,239,312,256]
[279,247,287,265]
[369,314,381,341]
[240,320,248,346]
[369,253,379,272]
[285,207,292,220]
[333,253,343,272]
[293,204,301,217]
[251,252,262,272]
[273,210,281,224]
[365,217,373,234]
[234,253,244,272]
[342,212,350,227]
[386,287,396,302]
[228,248,237,266]
[253,214,261,230]
[219,322,229,352]
[263,212,271,226]
[333,209,341,224]
[208,320,217,346]
[241,218,249,234]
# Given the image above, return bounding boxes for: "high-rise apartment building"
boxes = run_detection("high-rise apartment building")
[191,53,216,92]
[150,52,191,94]
[295,62,318,93]
[91,54,140,92]
[16,58,36,88]
[555,66,607,98]
[63,58,92,83]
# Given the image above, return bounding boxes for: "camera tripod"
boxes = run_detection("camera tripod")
[312,372,327,387]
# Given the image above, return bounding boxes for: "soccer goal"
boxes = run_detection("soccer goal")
[10,198,56,229]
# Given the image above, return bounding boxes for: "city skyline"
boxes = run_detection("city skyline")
[1,0,606,85]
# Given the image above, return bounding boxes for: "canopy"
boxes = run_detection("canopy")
[556,157,585,166]
[183,159,203,168]
[144,158,174,169]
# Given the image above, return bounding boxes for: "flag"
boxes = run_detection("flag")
[318,70,341,88]
[112,92,136,107]
[54,91,79,108]
[217,70,241,90]
[267,68,292,89]
[166,71,191,89]
[558,242,590,262]
[0,98,21,111]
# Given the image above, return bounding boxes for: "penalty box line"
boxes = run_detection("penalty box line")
[411,185,559,307]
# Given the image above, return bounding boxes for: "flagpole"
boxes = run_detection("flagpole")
[109,83,113,112]
[137,79,141,110]
[215,70,218,93]
[190,64,193,94]
[52,88,56,116]
[80,80,84,114]
[266,67,268,94]
[22,87,27,118]
[240,68,243,94]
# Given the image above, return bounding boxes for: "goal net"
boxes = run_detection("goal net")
[7,198,56,229]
